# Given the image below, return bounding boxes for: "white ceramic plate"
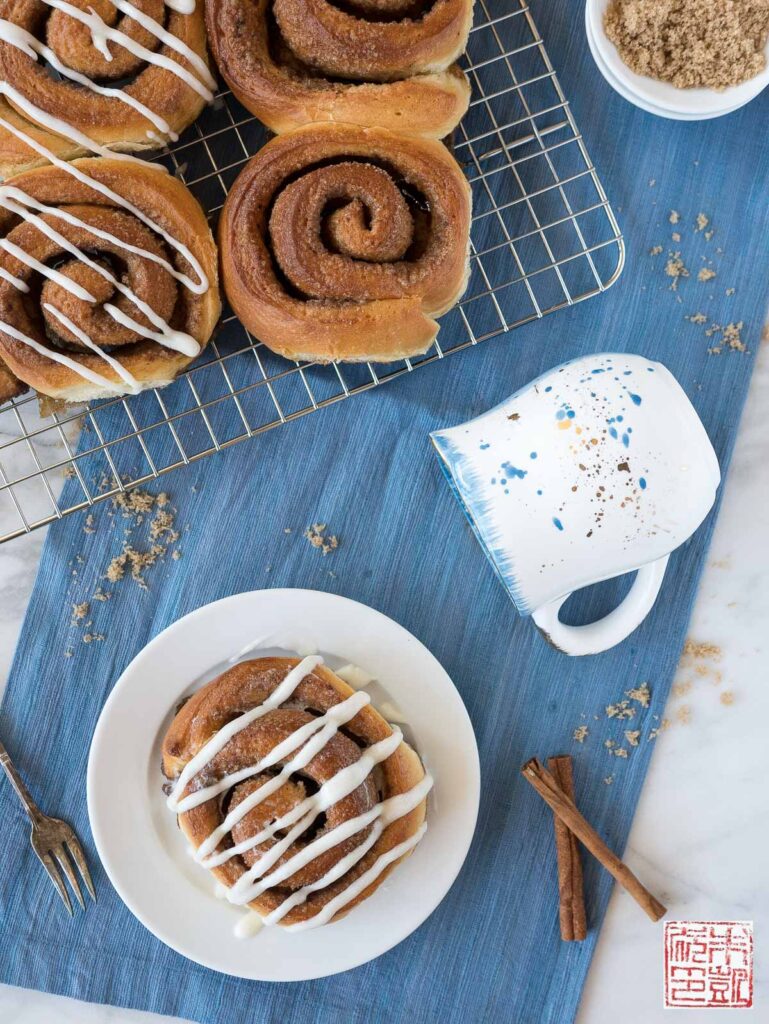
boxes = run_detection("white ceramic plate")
[87,589,480,981]
[586,0,768,120]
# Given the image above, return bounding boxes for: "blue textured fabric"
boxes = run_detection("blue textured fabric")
[1,3,768,1022]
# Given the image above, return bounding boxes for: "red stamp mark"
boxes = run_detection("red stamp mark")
[664,921,753,1008]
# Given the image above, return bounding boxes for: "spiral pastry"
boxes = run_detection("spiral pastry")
[0,0,214,178]
[163,656,431,930]
[0,158,220,401]
[220,123,471,363]
[205,0,473,138]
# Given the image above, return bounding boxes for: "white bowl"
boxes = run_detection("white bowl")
[586,0,769,120]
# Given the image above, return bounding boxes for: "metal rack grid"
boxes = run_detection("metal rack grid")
[0,0,624,543]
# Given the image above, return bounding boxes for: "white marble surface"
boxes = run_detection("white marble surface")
[1,341,767,1023]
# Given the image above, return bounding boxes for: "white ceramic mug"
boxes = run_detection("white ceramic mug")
[431,353,720,656]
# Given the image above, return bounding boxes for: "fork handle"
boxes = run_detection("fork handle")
[0,740,43,823]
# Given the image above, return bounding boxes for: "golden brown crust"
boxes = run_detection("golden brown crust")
[219,123,471,363]
[0,0,211,179]
[0,354,26,404]
[162,657,428,928]
[0,159,221,401]
[205,0,472,138]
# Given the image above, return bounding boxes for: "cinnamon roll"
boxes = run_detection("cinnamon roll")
[219,123,471,363]
[0,0,215,179]
[163,656,432,930]
[205,0,473,138]
[0,158,220,401]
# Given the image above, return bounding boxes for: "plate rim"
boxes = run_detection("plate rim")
[86,587,481,981]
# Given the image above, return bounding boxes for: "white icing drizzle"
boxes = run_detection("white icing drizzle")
[38,0,214,101]
[167,657,432,929]
[0,318,123,392]
[0,20,176,140]
[0,186,204,293]
[102,0,216,91]
[165,0,196,11]
[43,304,141,392]
[0,190,200,356]
[284,826,427,932]
[167,656,324,811]
[234,911,264,939]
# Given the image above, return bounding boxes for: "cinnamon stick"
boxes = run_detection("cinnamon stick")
[522,757,667,923]
[547,756,587,941]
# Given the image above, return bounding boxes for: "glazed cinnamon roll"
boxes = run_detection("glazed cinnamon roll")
[0,158,220,401]
[163,656,431,930]
[205,0,473,138]
[0,0,215,179]
[220,123,471,363]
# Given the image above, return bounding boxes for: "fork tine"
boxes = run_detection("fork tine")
[65,835,96,902]
[38,850,72,915]
[53,844,84,910]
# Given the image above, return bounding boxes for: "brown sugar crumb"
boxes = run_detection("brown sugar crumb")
[573,725,589,743]
[649,244,664,256]
[665,252,689,289]
[113,488,155,519]
[83,514,95,535]
[92,588,110,602]
[149,509,179,544]
[673,680,693,697]
[669,210,680,225]
[82,632,105,644]
[105,543,165,588]
[624,729,641,747]
[705,229,715,241]
[626,681,651,707]
[604,775,614,785]
[304,523,339,556]
[687,312,708,325]
[72,601,89,623]
[606,699,636,720]
[698,267,717,283]
[171,549,182,561]
[696,213,710,232]
[671,231,681,242]
[720,690,735,706]
[683,639,722,662]
[604,1,769,90]
[722,321,746,351]
[613,747,629,759]
[676,704,692,725]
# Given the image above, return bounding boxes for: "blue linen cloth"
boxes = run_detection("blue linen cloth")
[1,2,769,1022]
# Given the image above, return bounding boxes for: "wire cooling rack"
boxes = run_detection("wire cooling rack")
[0,0,624,543]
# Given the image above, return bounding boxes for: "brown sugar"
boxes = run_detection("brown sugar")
[604,1,769,90]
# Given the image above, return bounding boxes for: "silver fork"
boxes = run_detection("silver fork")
[0,739,95,914]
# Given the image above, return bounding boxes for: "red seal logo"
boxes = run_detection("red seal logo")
[664,921,753,1008]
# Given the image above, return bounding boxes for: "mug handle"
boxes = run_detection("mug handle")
[530,555,670,657]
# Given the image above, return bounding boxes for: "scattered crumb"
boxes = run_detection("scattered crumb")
[606,699,635,720]
[573,725,589,743]
[686,312,708,325]
[604,775,614,785]
[283,527,292,534]
[613,747,629,759]
[683,639,722,662]
[720,690,735,706]
[726,287,735,296]
[624,730,641,747]
[696,213,709,232]
[83,632,105,644]
[669,210,680,225]
[649,245,663,256]
[676,705,692,725]
[648,178,656,187]
[648,718,670,741]
[304,523,339,556]
[665,252,689,289]
[671,231,681,242]
[698,267,717,283]
[71,601,89,623]
[83,514,95,535]
[626,682,651,707]
[92,588,110,602]
[171,550,181,561]
[64,649,74,658]
[604,739,615,748]
[705,229,714,241]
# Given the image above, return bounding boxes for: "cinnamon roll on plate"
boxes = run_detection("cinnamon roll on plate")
[205,0,474,138]
[163,655,431,930]
[220,122,472,363]
[87,589,480,978]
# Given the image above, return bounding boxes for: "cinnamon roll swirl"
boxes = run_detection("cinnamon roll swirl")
[0,158,220,401]
[0,0,215,178]
[163,656,431,930]
[205,0,473,138]
[220,123,471,363]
